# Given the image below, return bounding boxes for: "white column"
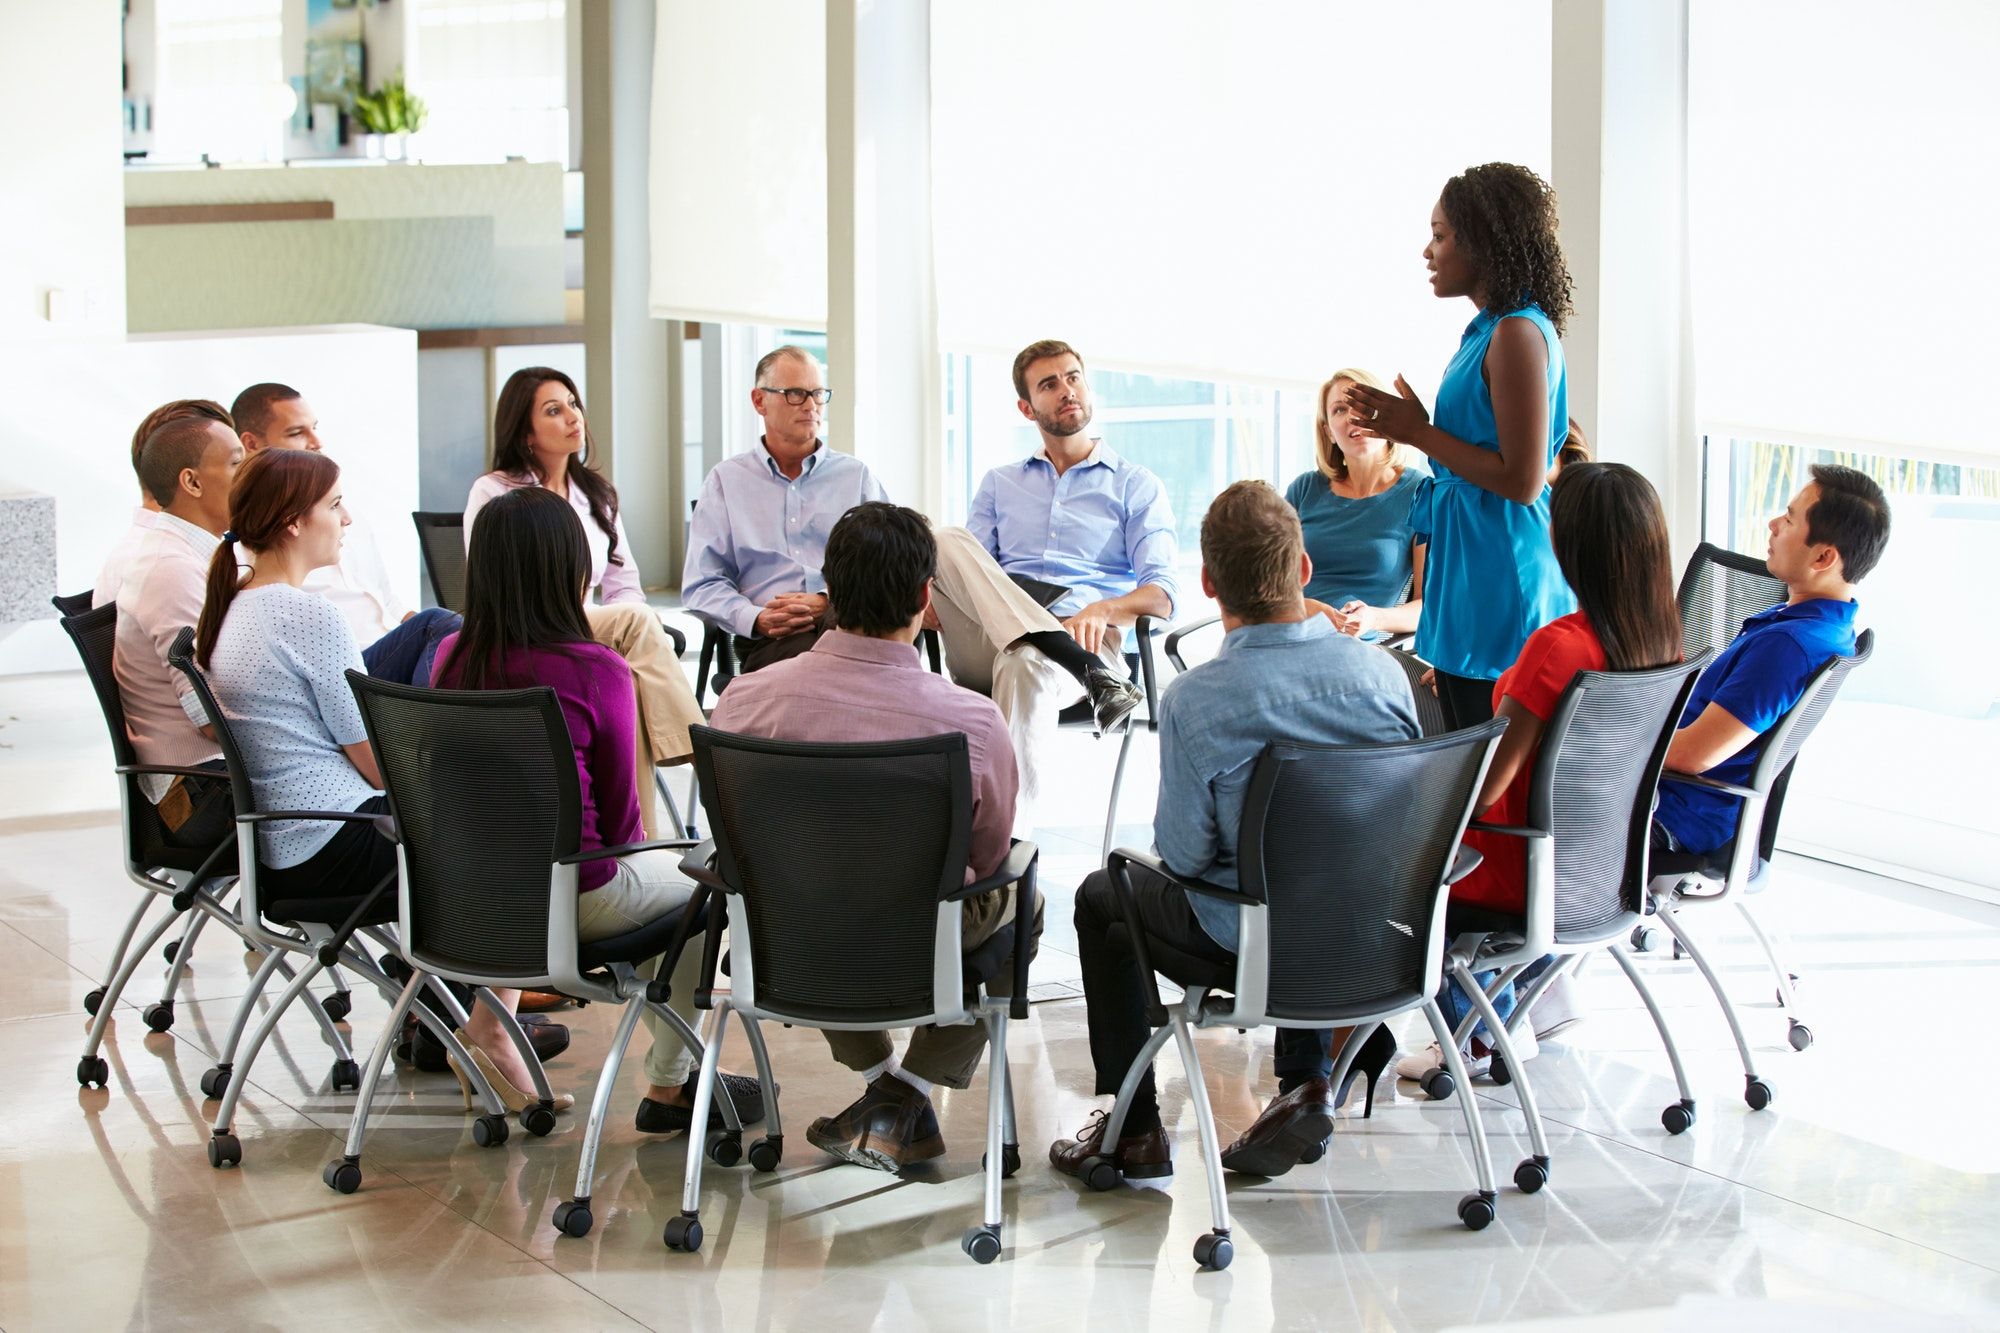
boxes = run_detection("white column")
[824,0,943,516]
[1551,0,1701,560]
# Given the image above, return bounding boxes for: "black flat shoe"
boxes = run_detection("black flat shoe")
[636,1071,771,1133]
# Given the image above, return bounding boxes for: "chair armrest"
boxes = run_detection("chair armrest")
[114,763,234,781]
[676,838,732,893]
[1132,615,1161,731]
[646,885,712,1005]
[1104,848,1189,1027]
[948,839,1039,901]
[655,614,687,658]
[1659,771,1759,800]
[241,809,394,830]
[1444,845,1484,885]
[1109,846,1250,904]
[1163,616,1221,673]
[556,837,699,866]
[1467,820,1551,840]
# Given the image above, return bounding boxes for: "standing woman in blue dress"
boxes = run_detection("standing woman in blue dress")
[1345,162,1577,726]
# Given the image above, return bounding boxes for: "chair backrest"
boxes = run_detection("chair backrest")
[1235,720,1506,1023]
[690,724,974,1026]
[347,672,583,980]
[1677,542,1785,660]
[1382,645,1451,737]
[165,628,262,823]
[51,589,95,619]
[412,511,469,612]
[1740,628,1875,865]
[1526,655,1708,943]
[57,601,177,867]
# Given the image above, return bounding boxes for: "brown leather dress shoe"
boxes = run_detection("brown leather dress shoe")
[1049,1109,1173,1183]
[1219,1078,1337,1177]
[805,1075,945,1174]
[517,989,576,1014]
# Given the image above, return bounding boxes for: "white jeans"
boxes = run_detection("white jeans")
[574,848,702,1088]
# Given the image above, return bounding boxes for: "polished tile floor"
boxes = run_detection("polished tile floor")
[2,664,1996,1331]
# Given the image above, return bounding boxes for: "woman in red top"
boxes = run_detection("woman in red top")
[1400,461,1681,1080]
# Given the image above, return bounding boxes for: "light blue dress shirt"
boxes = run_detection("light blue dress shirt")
[966,441,1180,617]
[1154,617,1421,951]
[682,441,890,639]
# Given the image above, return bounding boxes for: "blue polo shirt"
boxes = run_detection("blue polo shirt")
[1654,597,1860,855]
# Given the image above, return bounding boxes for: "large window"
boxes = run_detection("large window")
[410,0,570,164]
[1702,436,2000,895]
[151,0,285,165]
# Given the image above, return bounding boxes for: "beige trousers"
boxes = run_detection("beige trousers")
[928,527,1124,803]
[585,602,705,838]
[574,848,702,1088]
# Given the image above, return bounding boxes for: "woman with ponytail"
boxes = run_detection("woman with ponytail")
[465,367,704,836]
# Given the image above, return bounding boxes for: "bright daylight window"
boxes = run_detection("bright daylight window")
[151,0,285,165]
[410,0,569,164]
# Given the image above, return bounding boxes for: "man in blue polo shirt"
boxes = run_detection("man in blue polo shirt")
[1654,463,1891,853]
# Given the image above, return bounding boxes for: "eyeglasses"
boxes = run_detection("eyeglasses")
[758,386,833,406]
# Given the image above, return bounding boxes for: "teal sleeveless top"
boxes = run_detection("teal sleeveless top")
[1413,304,1576,680]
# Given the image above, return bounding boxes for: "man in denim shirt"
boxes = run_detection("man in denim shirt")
[1051,482,1419,1187]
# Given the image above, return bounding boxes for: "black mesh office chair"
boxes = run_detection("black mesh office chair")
[1091,722,1506,1262]
[1646,632,1874,1101]
[51,588,95,618]
[327,674,751,1219]
[671,725,1039,1264]
[166,628,508,1169]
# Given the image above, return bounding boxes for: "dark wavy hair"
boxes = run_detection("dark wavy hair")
[490,367,625,570]
[194,448,340,668]
[1440,162,1574,334]
[1548,462,1681,672]
[434,486,597,691]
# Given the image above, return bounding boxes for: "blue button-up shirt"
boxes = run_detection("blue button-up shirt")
[1155,617,1421,951]
[966,441,1180,617]
[682,441,890,639]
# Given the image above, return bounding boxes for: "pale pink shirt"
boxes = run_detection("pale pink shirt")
[111,511,221,800]
[94,507,158,609]
[463,470,645,605]
[707,632,1019,883]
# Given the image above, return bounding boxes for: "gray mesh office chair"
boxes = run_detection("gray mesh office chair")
[1092,721,1510,1264]
[329,673,751,1223]
[671,725,1039,1264]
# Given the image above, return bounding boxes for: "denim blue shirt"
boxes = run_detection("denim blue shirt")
[966,441,1179,617]
[682,441,890,639]
[1155,617,1421,950]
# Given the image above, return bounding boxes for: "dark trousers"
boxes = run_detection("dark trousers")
[158,758,234,851]
[1075,865,1331,1123]
[362,608,463,687]
[257,794,398,903]
[733,622,826,675]
[1432,669,1499,730]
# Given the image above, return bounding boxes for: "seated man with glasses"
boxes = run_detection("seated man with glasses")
[682,347,888,674]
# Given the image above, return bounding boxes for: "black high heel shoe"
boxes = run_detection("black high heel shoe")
[1335,1024,1398,1120]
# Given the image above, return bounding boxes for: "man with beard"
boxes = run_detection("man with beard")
[925,339,1176,804]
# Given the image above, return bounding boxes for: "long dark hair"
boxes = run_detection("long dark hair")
[490,367,625,569]
[1548,462,1681,672]
[434,486,596,691]
[1440,162,1574,334]
[194,448,341,668]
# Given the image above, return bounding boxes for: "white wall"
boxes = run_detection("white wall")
[0,0,126,341]
[0,324,421,676]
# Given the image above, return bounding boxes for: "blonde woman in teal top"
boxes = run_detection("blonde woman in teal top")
[1283,366,1429,643]
[1347,163,1579,727]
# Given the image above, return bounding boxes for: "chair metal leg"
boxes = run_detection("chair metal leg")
[474,986,554,1105]
[98,892,158,1001]
[1099,725,1136,865]
[1168,1015,1234,1256]
[1423,1000,1498,1229]
[77,905,186,1079]
[1654,907,1771,1109]
[738,1011,781,1140]
[1326,1019,1382,1096]
[650,1002,742,1133]
[567,995,648,1217]
[668,999,733,1252]
[157,901,212,998]
[1607,945,1701,1132]
[211,953,326,1155]
[1099,1022,1177,1149]
[336,971,426,1166]
[1453,959,1550,1191]
[1504,953,1583,1039]
[1736,900,1809,1049]
[982,1013,1009,1230]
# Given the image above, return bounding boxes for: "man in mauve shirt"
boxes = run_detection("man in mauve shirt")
[708,501,1039,1175]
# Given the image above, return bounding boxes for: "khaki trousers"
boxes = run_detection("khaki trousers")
[585,602,705,838]
[574,848,703,1088]
[928,527,1124,803]
[820,886,1042,1089]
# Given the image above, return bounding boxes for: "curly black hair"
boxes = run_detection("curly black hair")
[1440,162,1574,335]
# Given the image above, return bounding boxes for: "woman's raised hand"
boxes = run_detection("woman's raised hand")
[1344,375,1430,447]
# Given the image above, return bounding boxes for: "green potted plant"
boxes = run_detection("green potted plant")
[352,71,427,161]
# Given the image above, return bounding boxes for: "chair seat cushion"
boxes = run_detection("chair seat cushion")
[265,891,398,929]
[577,901,707,971]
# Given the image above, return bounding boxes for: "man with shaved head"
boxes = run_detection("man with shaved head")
[94,399,233,607]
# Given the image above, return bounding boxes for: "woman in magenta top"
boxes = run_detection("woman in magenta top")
[432,486,764,1133]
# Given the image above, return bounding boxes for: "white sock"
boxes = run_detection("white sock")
[861,1058,897,1084]
[890,1066,935,1099]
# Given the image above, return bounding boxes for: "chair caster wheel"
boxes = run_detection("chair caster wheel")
[200,1065,231,1100]
[162,941,182,967]
[1193,1230,1234,1270]
[472,1114,509,1147]
[1787,1021,1813,1051]
[1490,1052,1512,1086]
[962,1225,1003,1264]
[1744,1077,1774,1111]
[1079,1155,1121,1192]
[208,1132,242,1169]
[322,1157,361,1194]
[77,1056,110,1089]
[1513,1156,1549,1194]
[142,1002,174,1033]
[321,991,352,1023]
[748,1137,782,1172]
[1630,924,1663,953]
[329,1058,361,1093]
[1661,1099,1696,1134]
[84,987,105,1017]
[1457,1190,1496,1231]
[521,1103,558,1137]
[663,1213,703,1252]
[983,1144,1021,1179]
[1421,1067,1456,1102]
[553,1200,594,1238]
[707,1133,742,1167]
